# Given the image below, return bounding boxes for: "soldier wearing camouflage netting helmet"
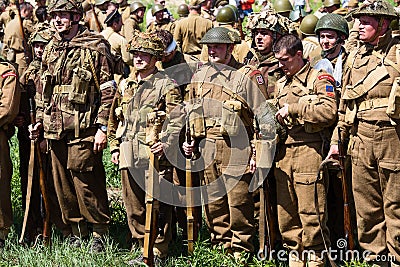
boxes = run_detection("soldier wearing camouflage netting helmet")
[183,27,268,262]
[29,0,115,252]
[108,30,183,263]
[121,1,145,41]
[244,9,295,97]
[327,1,400,266]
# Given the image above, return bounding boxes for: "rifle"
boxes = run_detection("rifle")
[20,98,50,246]
[185,114,196,254]
[143,109,166,266]
[258,177,276,260]
[237,10,245,41]
[91,4,103,32]
[15,1,31,65]
[338,128,355,251]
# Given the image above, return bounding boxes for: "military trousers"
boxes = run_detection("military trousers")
[121,165,173,258]
[351,121,400,263]
[274,142,330,254]
[0,129,13,240]
[49,130,110,238]
[202,138,255,253]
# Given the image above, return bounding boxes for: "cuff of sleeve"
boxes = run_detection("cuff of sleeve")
[288,103,303,116]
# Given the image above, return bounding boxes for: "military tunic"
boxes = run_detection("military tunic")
[108,68,183,257]
[187,57,268,252]
[0,60,19,241]
[174,13,213,56]
[121,16,142,41]
[274,62,337,255]
[39,26,115,238]
[147,19,175,35]
[331,31,400,263]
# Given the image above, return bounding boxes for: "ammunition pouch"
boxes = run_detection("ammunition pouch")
[41,71,53,103]
[255,137,276,169]
[70,67,92,104]
[188,101,206,139]
[387,77,400,120]
[145,111,166,146]
[220,99,242,136]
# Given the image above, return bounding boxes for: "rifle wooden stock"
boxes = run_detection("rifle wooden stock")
[185,120,196,254]
[143,151,159,267]
[338,128,355,251]
[91,5,103,33]
[237,17,245,41]
[15,1,31,65]
[258,178,276,259]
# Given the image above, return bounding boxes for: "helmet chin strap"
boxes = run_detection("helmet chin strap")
[320,37,343,58]
[369,17,384,44]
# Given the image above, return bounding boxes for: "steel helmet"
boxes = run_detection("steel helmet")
[315,13,349,37]
[299,14,319,35]
[216,6,237,24]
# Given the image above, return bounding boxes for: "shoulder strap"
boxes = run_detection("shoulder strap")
[85,49,100,91]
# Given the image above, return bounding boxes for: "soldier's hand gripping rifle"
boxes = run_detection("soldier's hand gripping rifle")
[338,128,355,250]
[20,98,50,246]
[143,109,166,267]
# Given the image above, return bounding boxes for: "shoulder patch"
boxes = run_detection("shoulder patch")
[325,85,335,98]
[318,74,335,84]
[249,69,261,77]
[2,71,17,79]
[255,74,265,85]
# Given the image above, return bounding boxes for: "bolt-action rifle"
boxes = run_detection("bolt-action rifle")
[20,98,50,246]
[143,109,166,266]
[338,128,355,250]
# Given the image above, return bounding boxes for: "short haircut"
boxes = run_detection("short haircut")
[273,34,303,56]
[35,6,47,22]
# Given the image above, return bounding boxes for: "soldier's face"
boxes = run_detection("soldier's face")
[358,16,379,43]
[52,11,73,33]
[207,43,233,64]
[275,48,304,77]
[133,51,157,71]
[319,30,339,51]
[135,8,146,20]
[254,29,274,54]
[155,11,164,21]
[33,42,46,59]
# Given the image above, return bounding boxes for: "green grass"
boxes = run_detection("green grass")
[2,130,369,266]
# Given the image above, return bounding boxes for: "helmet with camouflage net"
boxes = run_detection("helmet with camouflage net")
[273,0,293,13]
[48,0,83,15]
[177,3,189,17]
[315,13,349,37]
[151,3,165,16]
[299,14,319,35]
[322,0,340,8]
[200,27,241,44]
[216,6,237,24]
[29,32,51,45]
[128,31,165,59]
[130,1,145,13]
[247,9,288,35]
[352,0,397,20]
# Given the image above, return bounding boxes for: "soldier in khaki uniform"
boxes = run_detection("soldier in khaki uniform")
[121,1,145,41]
[244,9,290,98]
[200,0,214,21]
[174,0,213,59]
[108,31,183,261]
[101,9,131,83]
[29,0,115,252]
[298,14,321,60]
[273,34,337,267]
[0,57,20,249]
[310,13,351,251]
[22,27,72,242]
[328,1,400,266]
[2,2,34,76]
[84,0,111,33]
[183,27,268,261]
[147,4,175,34]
